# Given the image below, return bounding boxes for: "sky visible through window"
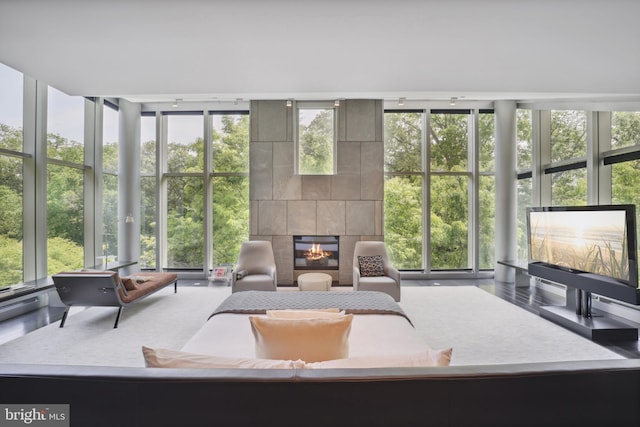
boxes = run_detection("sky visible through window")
[0,63,240,145]
[0,64,23,128]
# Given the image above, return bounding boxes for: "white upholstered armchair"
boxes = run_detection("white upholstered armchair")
[353,241,401,301]
[231,240,278,293]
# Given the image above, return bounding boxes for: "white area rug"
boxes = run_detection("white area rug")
[0,286,232,367]
[0,285,622,367]
[400,286,623,365]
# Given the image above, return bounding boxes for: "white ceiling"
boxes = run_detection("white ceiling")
[1,0,640,105]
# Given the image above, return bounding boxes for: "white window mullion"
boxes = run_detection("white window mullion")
[470,110,480,273]
[157,114,168,271]
[423,111,431,273]
[203,111,213,276]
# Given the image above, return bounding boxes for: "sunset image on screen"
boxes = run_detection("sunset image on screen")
[529,210,629,281]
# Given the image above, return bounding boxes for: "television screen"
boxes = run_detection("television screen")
[527,205,638,289]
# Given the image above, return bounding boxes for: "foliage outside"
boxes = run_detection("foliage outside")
[383,112,495,270]
[0,114,250,287]
[2,107,640,288]
[298,109,334,175]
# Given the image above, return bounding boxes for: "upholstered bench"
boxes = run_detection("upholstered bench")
[52,270,178,328]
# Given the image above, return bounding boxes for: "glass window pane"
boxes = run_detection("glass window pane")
[430,113,468,172]
[102,174,118,261]
[550,110,587,162]
[0,63,24,288]
[211,112,250,268]
[611,111,640,150]
[167,115,203,173]
[479,112,495,173]
[140,176,156,269]
[517,177,532,260]
[47,87,84,163]
[0,155,23,287]
[102,104,119,263]
[212,175,249,265]
[612,160,640,259]
[140,116,157,269]
[479,175,495,269]
[167,176,204,268]
[384,175,423,270]
[0,63,23,151]
[384,112,422,173]
[517,109,532,170]
[141,115,157,175]
[103,104,119,173]
[212,114,249,173]
[551,169,587,206]
[478,112,495,269]
[430,175,469,269]
[298,108,334,175]
[47,164,84,273]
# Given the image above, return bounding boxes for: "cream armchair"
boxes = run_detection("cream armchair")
[231,240,278,293]
[353,241,401,301]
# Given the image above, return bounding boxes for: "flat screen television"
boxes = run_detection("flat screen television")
[527,204,640,306]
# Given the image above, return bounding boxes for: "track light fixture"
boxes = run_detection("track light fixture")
[334,99,340,107]
[398,97,406,106]
[286,99,292,107]
[172,99,180,108]
[450,97,457,106]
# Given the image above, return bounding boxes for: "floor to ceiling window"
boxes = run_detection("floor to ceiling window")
[384,108,494,274]
[46,87,87,274]
[102,101,119,262]
[516,109,533,260]
[164,113,205,269]
[383,111,423,270]
[478,111,496,270]
[146,110,250,272]
[430,111,471,270]
[140,113,157,269]
[0,63,25,288]
[210,112,249,266]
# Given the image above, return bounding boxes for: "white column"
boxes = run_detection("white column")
[494,100,517,282]
[118,100,141,267]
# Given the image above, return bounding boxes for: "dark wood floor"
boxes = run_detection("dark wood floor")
[1,278,639,358]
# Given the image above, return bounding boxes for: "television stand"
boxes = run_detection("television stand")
[539,304,638,342]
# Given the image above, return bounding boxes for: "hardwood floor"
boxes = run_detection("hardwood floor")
[1,278,639,358]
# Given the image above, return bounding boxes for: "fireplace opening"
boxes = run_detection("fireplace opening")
[293,236,339,270]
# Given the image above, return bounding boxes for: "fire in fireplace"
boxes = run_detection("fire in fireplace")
[293,236,339,270]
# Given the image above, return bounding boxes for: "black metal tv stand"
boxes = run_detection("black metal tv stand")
[539,289,638,342]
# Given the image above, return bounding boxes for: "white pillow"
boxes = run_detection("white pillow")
[303,348,453,369]
[142,346,305,369]
[249,315,353,363]
[266,309,344,319]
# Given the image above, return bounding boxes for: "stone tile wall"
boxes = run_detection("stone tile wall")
[249,99,384,285]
